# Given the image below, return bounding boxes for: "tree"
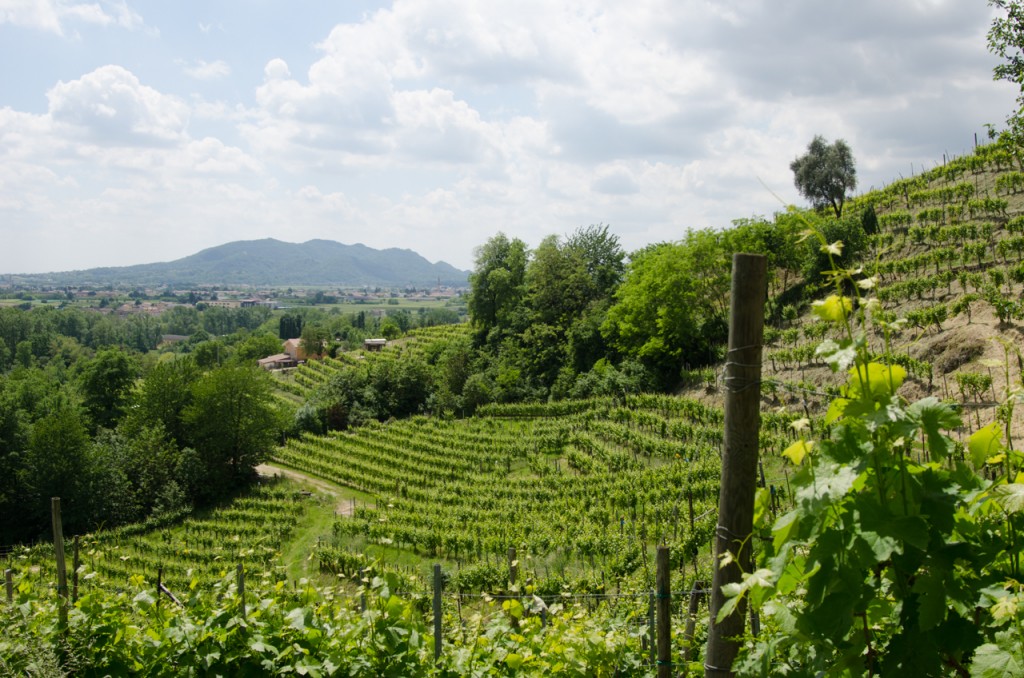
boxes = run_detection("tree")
[299,322,329,358]
[467,233,529,341]
[989,1,1024,139]
[602,239,728,385]
[77,347,138,431]
[126,357,199,447]
[23,396,93,535]
[790,135,857,217]
[183,365,282,496]
[234,333,286,364]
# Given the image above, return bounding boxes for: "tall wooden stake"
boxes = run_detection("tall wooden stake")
[656,545,672,678]
[51,497,69,634]
[4,569,12,605]
[684,581,706,664]
[72,535,80,603]
[237,563,246,619]
[433,564,443,662]
[705,254,766,677]
[507,546,517,588]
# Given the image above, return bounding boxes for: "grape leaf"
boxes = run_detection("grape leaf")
[990,483,1024,514]
[969,423,1003,469]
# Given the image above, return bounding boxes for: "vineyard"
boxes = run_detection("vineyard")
[758,140,1024,441]
[275,324,473,401]
[275,394,802,587]
[5,137,1024,675]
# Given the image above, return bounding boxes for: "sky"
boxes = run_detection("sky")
[0,0,1018,275]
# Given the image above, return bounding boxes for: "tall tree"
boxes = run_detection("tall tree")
[602,238,728,384]
[23,396,93,535]
[790,135,857,217]
[183,365,282,496]
[467,233,529,341]
[77,347,139,431]
[989,0,1024,137]
[125,357,200,447]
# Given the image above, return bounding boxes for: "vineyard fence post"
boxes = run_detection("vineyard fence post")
[237,563,246,618]
[507,546,517,587]
[72,535,80,603]
[433,563,443,662]
[51,497,69,634]
[684,581,706,664]
[359,569,367,612]
[705,253,766,677]
[656,545,671,678]
[648,591,655,664]
[4,568,12,605]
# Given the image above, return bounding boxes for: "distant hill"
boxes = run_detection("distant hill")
[10,239,470,288]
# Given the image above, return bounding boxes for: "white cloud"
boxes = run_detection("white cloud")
[0,1,1019,274]
[0,0,145,34]
[0,0,62,33]
[47,65,189,145]
[184,59,231,81]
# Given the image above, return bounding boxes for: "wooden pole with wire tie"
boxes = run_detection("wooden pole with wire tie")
[705,254,766,677]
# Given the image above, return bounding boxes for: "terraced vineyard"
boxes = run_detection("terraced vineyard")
[759,138,1024,438]
[277,324,472,400]
[10,481,309,592]
[270,394,800,587]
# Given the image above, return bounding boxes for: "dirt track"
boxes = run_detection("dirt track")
[256,463,358,517]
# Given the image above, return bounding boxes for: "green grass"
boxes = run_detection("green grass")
[279,492,337,581]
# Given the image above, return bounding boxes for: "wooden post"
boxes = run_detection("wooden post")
[359,568,367,612]
[51,497,68,633]
[432,564,443,662]
[656,545,671,678]
[237,564,246,618]
[157,567,162,613]
[705,254,766,678]
[507,547,517,588]
[4,569,12,605]
[684,581,706,664]
[648,592,656,665]
[72,536,80,603]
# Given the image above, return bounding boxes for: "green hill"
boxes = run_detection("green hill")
[7,238,470,288]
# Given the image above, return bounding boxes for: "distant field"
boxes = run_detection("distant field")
[317,297,462,314]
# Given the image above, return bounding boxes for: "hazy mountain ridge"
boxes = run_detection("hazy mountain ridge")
[6,239,470,288]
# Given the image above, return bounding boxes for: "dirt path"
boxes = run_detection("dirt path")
[256,463,358,517]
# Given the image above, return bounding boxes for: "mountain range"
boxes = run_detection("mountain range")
[6,239,470,288]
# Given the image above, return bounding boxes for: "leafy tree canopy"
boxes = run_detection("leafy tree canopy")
[790,135,857,217]
[989,0,1024,137]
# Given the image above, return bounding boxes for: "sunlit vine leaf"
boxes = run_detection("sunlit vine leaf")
[989,484,1024,514]
[969,423,1003,469]
[782,440,813,466]
[811,295,852,324]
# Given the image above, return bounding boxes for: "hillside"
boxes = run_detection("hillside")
[4,238,470,288]
[5,140,1024,676]
[725,141,1024,445]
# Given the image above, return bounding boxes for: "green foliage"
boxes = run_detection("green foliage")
[0,570,657,677]
[23,395,92,534]
[790,135,858,217]
[234,333,285,364]
[76,347,139,431]
[989,0,1024,139]
[467,233,529,341]
[801,214,869,285]
[602,237,727,382]
[726,240,1024,676]
[125,357,200,447]
[184,365,284,497]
